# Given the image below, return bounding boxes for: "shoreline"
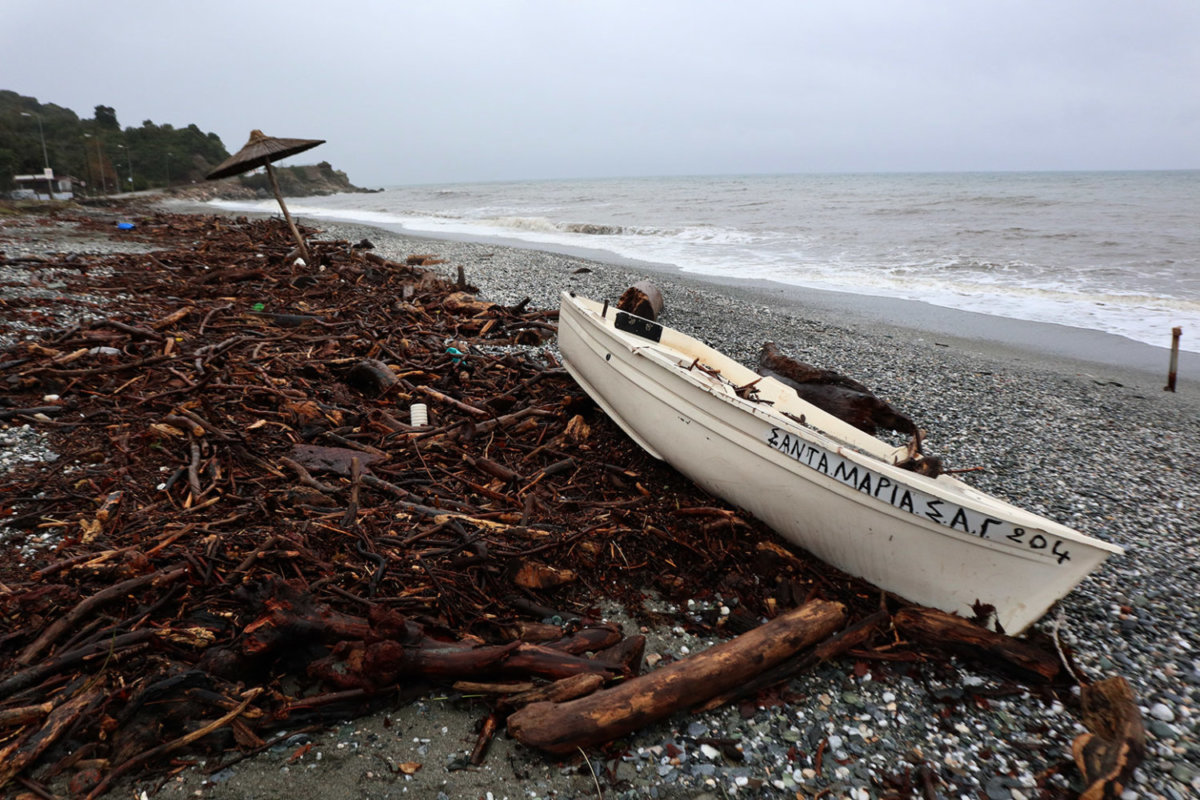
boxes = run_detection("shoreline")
[188,200,1196,391]
[398,224,1199,388]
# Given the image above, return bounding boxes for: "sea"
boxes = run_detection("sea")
[210,171,1200,354]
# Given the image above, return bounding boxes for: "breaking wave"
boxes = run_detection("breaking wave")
[203,170,1200,353]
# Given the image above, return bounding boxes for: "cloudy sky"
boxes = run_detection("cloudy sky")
[4,1,1198,185]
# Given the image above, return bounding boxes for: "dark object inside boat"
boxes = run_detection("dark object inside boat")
[758,342,942,477]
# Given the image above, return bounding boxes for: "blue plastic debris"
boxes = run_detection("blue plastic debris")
[116,222,135,230]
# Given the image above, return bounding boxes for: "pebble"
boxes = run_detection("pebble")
[1149,703,1176,722]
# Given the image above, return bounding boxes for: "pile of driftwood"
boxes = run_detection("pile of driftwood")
[0,208,1140,798]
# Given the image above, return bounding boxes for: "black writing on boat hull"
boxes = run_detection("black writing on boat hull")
[764,427,1070,564]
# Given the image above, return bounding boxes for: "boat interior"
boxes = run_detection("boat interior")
[577,295,920,468]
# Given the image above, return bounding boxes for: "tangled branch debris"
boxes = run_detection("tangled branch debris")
[0,207,1135,797]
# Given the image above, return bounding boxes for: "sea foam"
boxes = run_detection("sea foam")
[207,171,1200,353]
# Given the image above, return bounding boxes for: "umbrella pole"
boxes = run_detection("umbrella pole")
[264,161,313,267]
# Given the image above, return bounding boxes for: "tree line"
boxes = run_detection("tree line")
[0,91,231,194]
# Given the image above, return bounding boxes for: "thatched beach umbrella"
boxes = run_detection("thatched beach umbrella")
[207,129,325,266]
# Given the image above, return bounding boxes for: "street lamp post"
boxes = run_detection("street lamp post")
[84,134,107,195]
[20,111,54,200]
[117,144,134,192]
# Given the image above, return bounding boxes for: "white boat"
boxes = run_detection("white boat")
[557,291,1123,634]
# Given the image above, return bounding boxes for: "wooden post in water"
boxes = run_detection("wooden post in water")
[1165,327,1182,392]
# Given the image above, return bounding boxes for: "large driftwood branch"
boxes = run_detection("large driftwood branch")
[758,342,916,437]
[696,609,886,712]
[507,599,845,753]
[892,606,1060,681]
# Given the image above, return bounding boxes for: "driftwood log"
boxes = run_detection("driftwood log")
[892,606,1060,681]
[1073,676,1146,799]
[617,281,664,321]
[219,584,629,690]
[758,341,916,436]
[506,599,846,753]
[695,609,887,712]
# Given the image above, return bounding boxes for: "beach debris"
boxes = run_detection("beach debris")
[758,341,917,436]
[893,606,1061,681]
[617,280,664,321]
[1073,676,1146,799]
[206,129,326,268]
[889,429,944,477]
[0,204,1137,795]
[506,600,847,753]
[693,609,887,713]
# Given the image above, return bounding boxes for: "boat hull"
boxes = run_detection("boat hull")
[558,292,1121,634]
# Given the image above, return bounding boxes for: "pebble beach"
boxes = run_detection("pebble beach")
[2,201,1198,799]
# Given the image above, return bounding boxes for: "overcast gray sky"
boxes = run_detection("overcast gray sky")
[4,1,1198,185]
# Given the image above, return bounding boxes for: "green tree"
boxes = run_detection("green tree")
[0,147,16,192]
[1,92,231,195]
[94,105,119,130]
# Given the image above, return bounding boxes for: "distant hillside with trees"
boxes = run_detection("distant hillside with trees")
[0,91,230,195]
[0,91,371,197]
